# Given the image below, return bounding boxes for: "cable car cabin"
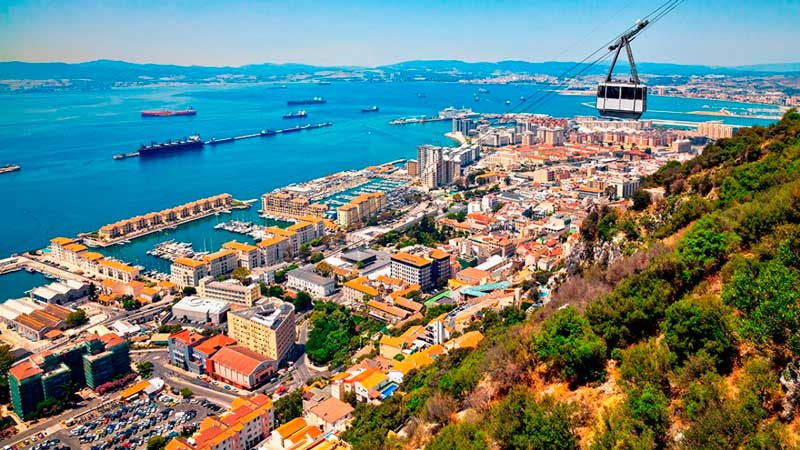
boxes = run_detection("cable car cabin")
[596,82,647,120]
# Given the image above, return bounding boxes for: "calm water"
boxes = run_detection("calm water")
[0,270,49,300]
[0,81,780,299]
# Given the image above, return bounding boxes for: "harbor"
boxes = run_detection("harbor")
[146,240,208,261]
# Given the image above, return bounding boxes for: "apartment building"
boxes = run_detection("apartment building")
[228,301,296,364]
[197,277,261,307]
[261,192,328,220]
[170,257,209,288]
[222,240,261,270]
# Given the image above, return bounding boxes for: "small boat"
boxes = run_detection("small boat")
[477,87,489,94]
[361,105,379,113]
[417,92,427,98]
[506,100,511,105]
[283,110,307,119]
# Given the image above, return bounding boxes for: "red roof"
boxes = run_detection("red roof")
[193,334,236,357]
[99,332,126,349]
[9,361,43,381]
[169,329,205,347]
[210,346,272,376]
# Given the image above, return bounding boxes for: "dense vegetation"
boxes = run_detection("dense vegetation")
[342,111,800,449]
[305,301,383,367]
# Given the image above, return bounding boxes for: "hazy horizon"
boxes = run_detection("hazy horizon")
[1,0,799,67]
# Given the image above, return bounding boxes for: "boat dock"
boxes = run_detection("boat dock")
[206,122,333,146]
[113,122,333,159]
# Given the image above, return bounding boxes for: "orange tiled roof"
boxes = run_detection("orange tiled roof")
[223,241,258,252]
[391,252,430,267]
[193,334,236,356]
[9,361,43,381]
[98,259,139,273]
[50,237,73,245]
[210,346,271,376]
[173,257,207,268]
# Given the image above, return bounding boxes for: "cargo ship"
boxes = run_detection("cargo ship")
[0,164,20,174]
[361,106,379,113]
[141,108,197,117]
[283,110,307,119]
[287,97,326,105]
[138,135,204,156]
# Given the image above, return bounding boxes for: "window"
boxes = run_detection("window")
[636,88,646,100]
[606,86,620,99]
[622,87,636,100]
[597,85,606,97]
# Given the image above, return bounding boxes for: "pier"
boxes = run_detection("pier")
[113,122,333,159]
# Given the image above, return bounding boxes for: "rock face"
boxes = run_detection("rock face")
[780,361,800,421]
[566,237,624,274]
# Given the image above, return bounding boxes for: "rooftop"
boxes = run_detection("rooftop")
[230,301,294,330]
[173,257,207,268]
[210,345,273,375]
[288,267,334,286]
[173,296,231,315]
[9,360,43,381]
[391,252,431,268]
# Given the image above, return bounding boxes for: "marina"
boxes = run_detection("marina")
[146,240,208,261]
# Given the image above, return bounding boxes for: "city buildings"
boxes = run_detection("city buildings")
[286,266,335,297]
[697,120,734,139]
[223,240,261,270]
[203,249,239,279]
[29,279,87,305]
[209,345,275,390]
[197,277,262,307]
[261,192,328,220]
[166,394,274,450]
[417,144,480,189]
[171,296,230,325]
[228,301,296,364]
[170,257,209,288]
[97,194,233,242]
[336,192,386,229]
[390,249,451,291]
[167,329,207,373]
[306,397,354,433]
[9,332,131,420]
[257,236,290,266]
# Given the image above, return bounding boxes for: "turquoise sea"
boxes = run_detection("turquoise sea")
[0,81,781,299]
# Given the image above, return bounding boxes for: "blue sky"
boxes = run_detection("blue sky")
[1,0,797,67]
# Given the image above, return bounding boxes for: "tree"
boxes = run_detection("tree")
[661,296,736,372]
[427,421,489,450]
[137,361,153,379]
[147,436,167,450]
[631,188,651,211]
[0,344,14,404]
[182,286,196,296]
[293,291,313,311]
[87,282,98,302]
[491,387,578,450]
[65,308,88,327]
[310,252,324,263]
[232,266,250,283]
[316,261,334,277]
[534,307,607,385]
[274,389,303,425]
[121,295,140,311]
[179,388,193,398]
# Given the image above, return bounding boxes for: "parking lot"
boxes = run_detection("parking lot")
[53,393,222,450]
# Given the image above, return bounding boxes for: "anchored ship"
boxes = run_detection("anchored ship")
[141,108,197,117]
[361,105,379,113]
[138,135,204,156]
[0,164,20,174]
[287,97,326,105]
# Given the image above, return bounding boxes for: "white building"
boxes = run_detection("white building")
[172,296,230,325]
[286,266,335,297]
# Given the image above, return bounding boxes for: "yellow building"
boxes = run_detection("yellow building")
[257,236,290,266]
[203,249,238,278]
[228,301,296,363]
[336,192,386,229]
[261,191,328,220]
[170,257,209,288]
[223,240,261,270]
[96,259,140,283]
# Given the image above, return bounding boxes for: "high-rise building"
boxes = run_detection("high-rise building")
[697,121,734,140]
[9,333,131,419]
[406,159,419,177]
[453,117,476,135]
[391,252,434,291]
[418,145,481,189]
[228,301,296,364]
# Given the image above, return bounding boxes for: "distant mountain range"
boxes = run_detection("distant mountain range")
[1,59,798,84]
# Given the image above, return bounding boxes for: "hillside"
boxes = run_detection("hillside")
[341,109,800,450]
